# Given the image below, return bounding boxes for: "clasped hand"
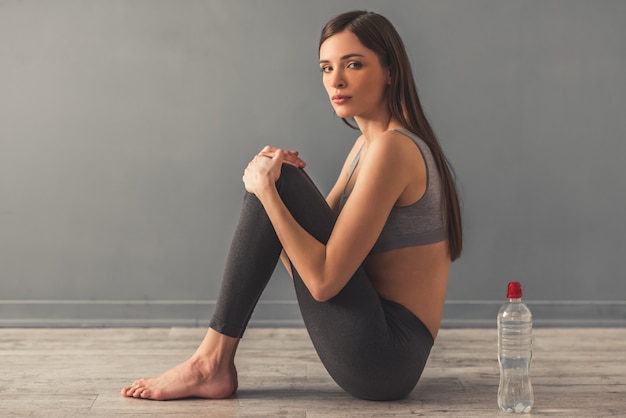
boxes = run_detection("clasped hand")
[243,146,306,195]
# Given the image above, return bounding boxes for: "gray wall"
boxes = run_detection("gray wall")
[1,0,625,327]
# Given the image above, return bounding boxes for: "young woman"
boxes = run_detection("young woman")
[121,10,462,401]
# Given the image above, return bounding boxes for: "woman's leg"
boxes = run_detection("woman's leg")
[122,165,301,400]
[121,178,285,400]
[208,191,284,337]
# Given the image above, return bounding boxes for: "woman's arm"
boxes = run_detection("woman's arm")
[277,138,362,276]
[244,131,421,301]
[279,135,367,276]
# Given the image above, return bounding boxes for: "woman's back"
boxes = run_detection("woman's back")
[330,128,451,338]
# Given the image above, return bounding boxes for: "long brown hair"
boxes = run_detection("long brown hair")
[320,10,463,260]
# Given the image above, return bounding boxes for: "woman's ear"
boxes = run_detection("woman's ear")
[386,68,392,85]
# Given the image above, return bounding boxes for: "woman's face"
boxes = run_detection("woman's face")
[319,31,390,121]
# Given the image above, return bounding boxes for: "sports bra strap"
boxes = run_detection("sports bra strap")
[346,145,363,183]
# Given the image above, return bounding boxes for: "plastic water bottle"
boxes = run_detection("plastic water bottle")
[497,281,534,413]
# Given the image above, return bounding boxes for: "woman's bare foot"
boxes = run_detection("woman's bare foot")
[121,329,239,401]
[121,356,238,400]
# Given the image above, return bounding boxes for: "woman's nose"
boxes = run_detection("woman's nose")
[331,71,346,89]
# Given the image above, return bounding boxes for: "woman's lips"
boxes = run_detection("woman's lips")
[332,95,351,104]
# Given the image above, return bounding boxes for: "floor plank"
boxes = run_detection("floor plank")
[0,328,624,417]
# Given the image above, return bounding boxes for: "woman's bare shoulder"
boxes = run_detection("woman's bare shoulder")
[364,129,421,166]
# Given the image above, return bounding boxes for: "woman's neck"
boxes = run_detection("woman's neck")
[355,114,403,140]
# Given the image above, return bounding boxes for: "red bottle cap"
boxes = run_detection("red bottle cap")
[507,281,522,299]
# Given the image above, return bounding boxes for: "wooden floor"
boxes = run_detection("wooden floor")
[0,327,624,417]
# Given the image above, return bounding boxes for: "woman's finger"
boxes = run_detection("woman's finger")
[255,146,306,168]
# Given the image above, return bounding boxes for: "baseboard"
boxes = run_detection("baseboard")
[0,300,303,328]
[1,299,625,327]
[441,300,626,327]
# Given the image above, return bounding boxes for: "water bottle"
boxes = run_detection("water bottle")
[497,281,534,413]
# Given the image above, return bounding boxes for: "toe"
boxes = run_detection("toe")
[130,386,143,398]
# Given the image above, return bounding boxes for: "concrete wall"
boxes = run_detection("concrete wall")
[1,0,625,327]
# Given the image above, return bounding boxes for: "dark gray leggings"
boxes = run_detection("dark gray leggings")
[209,164,434,400]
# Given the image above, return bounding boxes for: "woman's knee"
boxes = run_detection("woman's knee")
[277,163,311,191]
[275,164,335,240]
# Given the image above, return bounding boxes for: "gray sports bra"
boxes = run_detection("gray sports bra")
[338,129,446,254]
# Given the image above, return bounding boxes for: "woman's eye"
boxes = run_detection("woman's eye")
[320,66,332,73]
[347,61,362,69]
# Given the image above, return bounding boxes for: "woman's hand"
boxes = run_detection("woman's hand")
[243,146,306,196]
[256,146,306,169]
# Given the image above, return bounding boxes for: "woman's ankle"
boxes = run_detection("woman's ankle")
[193,327,240,363]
